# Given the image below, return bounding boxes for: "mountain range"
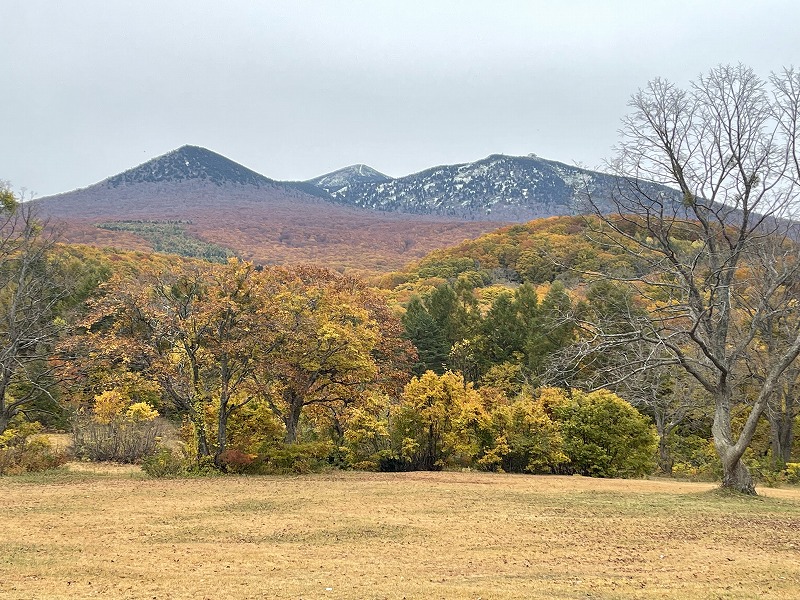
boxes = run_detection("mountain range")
[32,145,669,273]
[305,153,621,220]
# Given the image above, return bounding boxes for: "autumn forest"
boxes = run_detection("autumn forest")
[3,66,800,500]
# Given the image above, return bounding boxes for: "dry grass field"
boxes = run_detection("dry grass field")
[2,467,799,600]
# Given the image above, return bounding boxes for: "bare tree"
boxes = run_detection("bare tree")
[766,371,799,465]
[745,307,800,466]
[0,184,71,433]
[582,65,800,494]
[546,280,708,474]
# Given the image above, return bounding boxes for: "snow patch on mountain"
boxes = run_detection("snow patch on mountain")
[306,153,617,221]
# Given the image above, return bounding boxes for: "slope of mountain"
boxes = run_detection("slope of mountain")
[35,145,313,221]
[32,146,506,274]
[31,145,679,274]
[387,215,634,292]
[305,154,626,220]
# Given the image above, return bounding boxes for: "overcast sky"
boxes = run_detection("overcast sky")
[3,1,799,197]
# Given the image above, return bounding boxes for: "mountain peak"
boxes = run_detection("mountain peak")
[347,164,389,179]
[306,164,391,196]
[104,145,274,188]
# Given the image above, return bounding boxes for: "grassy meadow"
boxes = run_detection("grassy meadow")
[1,466,799,599]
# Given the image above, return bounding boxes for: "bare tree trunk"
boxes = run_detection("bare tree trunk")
[650,406,675,475]
[164,380,211,461]
[215,357,231,469]
[770,384,796,465]
[195,419,211,460]
[0,375,12,434]
[719,451,756,495]
[215,400,229,469]
[657,435,673,475]
[582,65,800,496]
[713,388,756,495]
[769,410,794,466]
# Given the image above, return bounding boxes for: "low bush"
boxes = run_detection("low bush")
[0,422,68,475]
[744,458,800,487]
[669,434,720,481]
[141,447,186,478]
[218,448,257,473]
[73,415,166,463]
[547,388,658,478]
[480,396,567,474]
[342,398,392,471]
[255,441,335,474]
[390,371,485,471]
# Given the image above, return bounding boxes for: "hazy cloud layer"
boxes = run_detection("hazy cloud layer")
[3,0,798,197]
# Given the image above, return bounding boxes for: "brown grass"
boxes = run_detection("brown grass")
[1,468,799,599]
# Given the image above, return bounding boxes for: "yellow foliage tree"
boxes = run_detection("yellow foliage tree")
[392,371,486,470]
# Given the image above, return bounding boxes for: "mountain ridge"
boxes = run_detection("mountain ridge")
[29,145,680,275]
[305,153,595,220]
[36,145,651,221]
[31,146,510,274]
[306,164,391,195]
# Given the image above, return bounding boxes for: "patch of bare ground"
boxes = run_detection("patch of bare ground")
[1,470,798,599]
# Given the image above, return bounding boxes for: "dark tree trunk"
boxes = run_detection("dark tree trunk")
[769,410,794,466]
[423,424,441,471]
[283,393,303,444]
[657,435,673,475]
[214,398,229,469]
[767,385,796,467]
[652,411,674,476]
[193,414,211,461]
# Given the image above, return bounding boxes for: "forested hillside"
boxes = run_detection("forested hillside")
[3,186,665,480]
[4,191,798,486]
[380,213,800,481]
